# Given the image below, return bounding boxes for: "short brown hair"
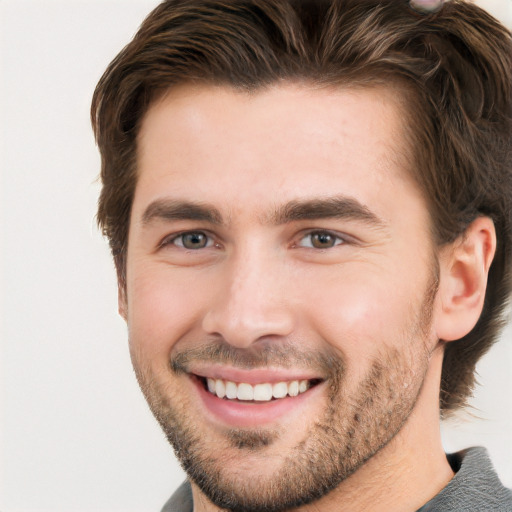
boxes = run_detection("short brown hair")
[91,0,512,413]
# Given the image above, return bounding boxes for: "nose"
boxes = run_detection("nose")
[202,247,295,348]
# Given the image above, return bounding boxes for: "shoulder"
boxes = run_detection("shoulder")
[161,481,193,512]
[418,447,512,512]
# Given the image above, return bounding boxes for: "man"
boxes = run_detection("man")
[91,0,512,510]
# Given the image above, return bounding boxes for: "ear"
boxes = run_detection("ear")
[434,217,496,342]
[118,280,128,321]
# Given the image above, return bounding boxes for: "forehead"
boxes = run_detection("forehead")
[134,83,422,224]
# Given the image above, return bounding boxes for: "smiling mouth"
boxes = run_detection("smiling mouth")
[195,376,323,402]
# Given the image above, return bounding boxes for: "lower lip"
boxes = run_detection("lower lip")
[192,376,324,428]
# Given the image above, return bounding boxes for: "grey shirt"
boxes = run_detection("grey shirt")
[417,447,511,511]
[162,447,512,511]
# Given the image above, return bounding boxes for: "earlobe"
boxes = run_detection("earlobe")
[434,217,496,342]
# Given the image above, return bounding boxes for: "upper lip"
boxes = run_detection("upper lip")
[189,365,323,384]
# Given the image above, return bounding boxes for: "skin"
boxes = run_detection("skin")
[121,84,495,512]
[409,0,445,13]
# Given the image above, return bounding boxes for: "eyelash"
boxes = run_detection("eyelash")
[160,231,217,250]
[160,229,349,251]
[294,230,347,249]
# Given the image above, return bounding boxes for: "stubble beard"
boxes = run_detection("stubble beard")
[131,279,437,512]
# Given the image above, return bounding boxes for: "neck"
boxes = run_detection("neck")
[192,343,453,512]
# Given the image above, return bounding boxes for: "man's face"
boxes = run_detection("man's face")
[124,84,441,511]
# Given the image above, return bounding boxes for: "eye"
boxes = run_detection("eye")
[297,231,345,249]
[165,231,214,250]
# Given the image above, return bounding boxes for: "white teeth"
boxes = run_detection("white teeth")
[216,379,226,398]
[272,381,288,399]
[205,378,313,401]
[288,380,299,397]
[225,381,237,399]
[253,383,273,401]
[237,383,254,400]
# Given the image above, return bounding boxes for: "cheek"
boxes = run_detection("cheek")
[126,264,211,356]
[298,268,416,359]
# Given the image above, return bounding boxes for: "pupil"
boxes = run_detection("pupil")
[184,233,206,249]
[313,233,333,248]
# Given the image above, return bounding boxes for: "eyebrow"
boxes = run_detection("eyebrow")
[140,196,386,228]
[269,196,386,227]
[141,199,222,225]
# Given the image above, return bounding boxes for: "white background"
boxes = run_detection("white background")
[1,1,511,511]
